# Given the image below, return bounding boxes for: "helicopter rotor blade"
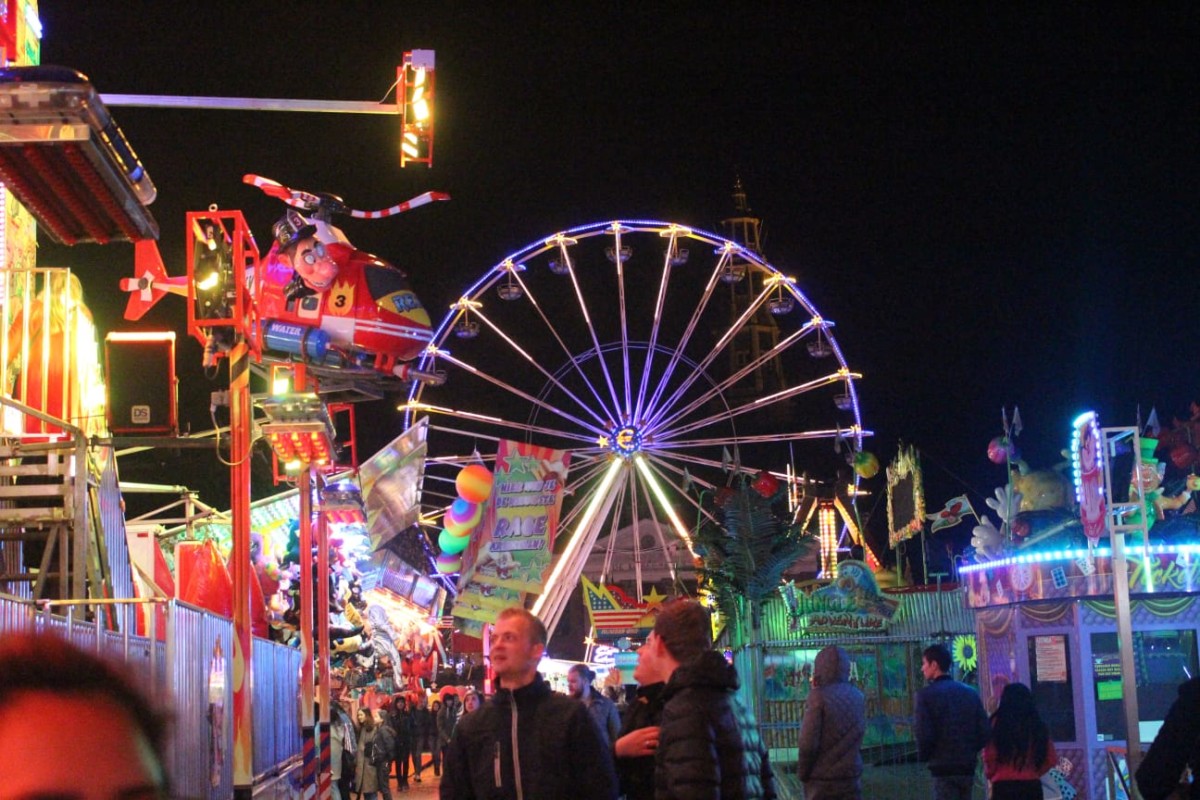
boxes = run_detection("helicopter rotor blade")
[347,191,451,219]
[243,173,293,202]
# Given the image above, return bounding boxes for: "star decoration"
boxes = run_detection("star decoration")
[503,453,540,475]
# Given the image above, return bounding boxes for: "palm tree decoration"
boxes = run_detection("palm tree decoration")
[694,480,816,724]
[694,481,816,641]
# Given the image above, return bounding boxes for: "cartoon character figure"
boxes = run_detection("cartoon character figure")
[1128,437,1197,533]
[271,209,340,298]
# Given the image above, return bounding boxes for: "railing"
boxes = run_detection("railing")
[0,593,303,798]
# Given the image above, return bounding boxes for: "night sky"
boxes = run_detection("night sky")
[33,3,1200,544]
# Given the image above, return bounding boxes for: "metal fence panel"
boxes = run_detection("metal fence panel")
[252,635,302,779]
[168,601,235,800]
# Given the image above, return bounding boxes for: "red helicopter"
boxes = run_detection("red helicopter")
[122,175,448,389]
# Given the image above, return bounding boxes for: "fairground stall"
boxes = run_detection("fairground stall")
[960,413,1200,799]
[753,561,977,768]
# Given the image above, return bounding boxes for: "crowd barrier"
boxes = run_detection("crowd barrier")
[0,593,302,799]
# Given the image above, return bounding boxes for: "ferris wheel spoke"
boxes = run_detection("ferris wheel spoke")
[659,370,861,441]
[435,352,608,440]
[644,270,774,430]
[561,243,625,419]
[471,304,612,429]
[533,459,627,631]
[656,428,868,450]
[502,267,618,426]
[611,226,634,422]
[411,401,600,447]
[633,227,684,423]
[632,474,682,590]
[632,455,698,556]
[641,452,723,528]
[642,243,735,421]
[649,320,817,434]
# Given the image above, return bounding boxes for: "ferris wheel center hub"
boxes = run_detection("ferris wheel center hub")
[603,425,643,457]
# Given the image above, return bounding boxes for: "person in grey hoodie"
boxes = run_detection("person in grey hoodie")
[796,645,866,800]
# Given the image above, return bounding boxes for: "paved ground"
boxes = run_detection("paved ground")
[385,760,444,798]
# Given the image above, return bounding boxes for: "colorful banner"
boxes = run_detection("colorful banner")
[964,548,1200,608]
[458,440,570,594]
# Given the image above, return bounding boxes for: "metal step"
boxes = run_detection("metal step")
[0,507,69,523]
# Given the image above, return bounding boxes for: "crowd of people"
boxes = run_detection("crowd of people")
[8,609,1200,800]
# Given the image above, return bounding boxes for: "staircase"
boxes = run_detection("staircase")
[0,435,91,601]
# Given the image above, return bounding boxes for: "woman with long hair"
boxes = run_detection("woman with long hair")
[983,682,1057,800]
[353,707,383,798]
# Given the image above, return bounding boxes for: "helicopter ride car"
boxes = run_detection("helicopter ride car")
[122,175,448,394]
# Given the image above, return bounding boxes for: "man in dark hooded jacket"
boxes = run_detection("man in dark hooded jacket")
[797,645,866,800]
[638,599,775,800]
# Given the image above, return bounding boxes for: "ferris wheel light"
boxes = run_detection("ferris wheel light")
[532,458,625,617]
[633,455,698,558]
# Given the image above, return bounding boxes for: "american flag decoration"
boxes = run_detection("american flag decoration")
[580,576,662,637]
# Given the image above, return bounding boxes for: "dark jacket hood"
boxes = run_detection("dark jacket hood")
[664,650,739,699]
[813,645,851,687]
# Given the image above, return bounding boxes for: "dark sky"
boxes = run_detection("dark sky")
[35,3,1200,535]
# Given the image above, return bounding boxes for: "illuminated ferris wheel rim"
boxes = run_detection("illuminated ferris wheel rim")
[403,217,870,625]
[406,218,866,429]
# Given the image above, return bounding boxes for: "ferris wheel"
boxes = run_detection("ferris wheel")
[402,220,869,630]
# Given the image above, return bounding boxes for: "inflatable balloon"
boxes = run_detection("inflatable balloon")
[456,464,494,504]
[444,498,483,535]
[1170,442,1198,470]
[435,553,463,574]
[987,436,1019,465]
[751,470,780,499]
[445,497,478,526]
[853,451,880,479]
[438,527,471,555]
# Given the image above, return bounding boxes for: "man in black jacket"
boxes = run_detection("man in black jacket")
[913,643,989,800]
[440,607,618,800]
[389,695,416,792]
[638,599,775,800]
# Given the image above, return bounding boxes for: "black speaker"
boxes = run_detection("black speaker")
[105,332,178,435]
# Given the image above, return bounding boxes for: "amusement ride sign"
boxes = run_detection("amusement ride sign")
[781,561,899,633]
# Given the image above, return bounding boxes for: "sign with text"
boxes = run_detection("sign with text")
[458,439,570,595]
